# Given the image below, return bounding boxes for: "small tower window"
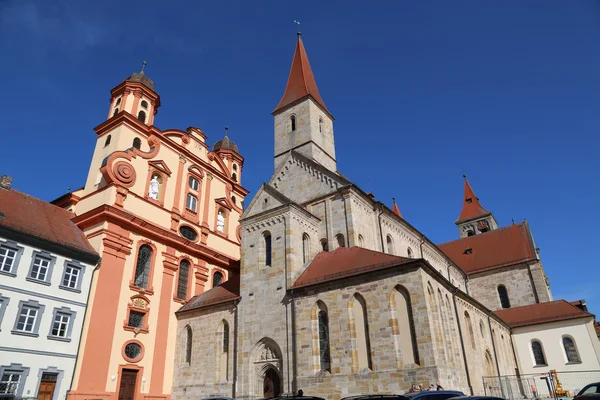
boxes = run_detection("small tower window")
[336,234,345,248]
[213,271,223,287]
[290,115,296,131]
[104,135,112,147]
[321,239,329,252]
[264,232,272,266]
[386,235,394,255]
[319,117,323,133]
[116,98,122,106]
[232,172,238,182]
[302,233,310,264]
[113,108,119,117]
[358,235,364,248]
[407,247,413,258]
[138,110,147,123]
[231,196,236,205]
[467,230,475,237]
[141,100,148,109]
[233,164,238,171]
[133,138,142,150]
[498,285,511,309]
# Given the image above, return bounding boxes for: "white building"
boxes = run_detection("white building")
[0,176,99,400]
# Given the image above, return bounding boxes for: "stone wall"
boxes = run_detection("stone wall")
[171,303,236,400]
[467,264,537,311]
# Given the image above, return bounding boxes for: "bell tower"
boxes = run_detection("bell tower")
[455,176,498,238]
[272,33,337,172]
[107,61,161,126]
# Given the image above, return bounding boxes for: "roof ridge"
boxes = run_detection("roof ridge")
[438,222,527,246]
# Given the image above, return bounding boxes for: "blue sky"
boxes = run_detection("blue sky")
[1,1,599,312]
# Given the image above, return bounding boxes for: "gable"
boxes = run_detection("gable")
[268,151,349,204]
[148,160,172,176]
[242,184,291,220]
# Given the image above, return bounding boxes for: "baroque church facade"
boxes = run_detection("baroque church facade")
[170,34,564,400]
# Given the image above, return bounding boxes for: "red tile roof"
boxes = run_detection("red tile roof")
[293,246,416,289]
[494,300,593,328]
[177,273,240,313]
[456,178,491,223]
[438,222,535,274]
[594,322,600,338]
[392,198,403,218]
[0,188,98,258]
[273,36,331,117]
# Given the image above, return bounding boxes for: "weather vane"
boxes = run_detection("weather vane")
[294,20,301,35]
[141,60,147,74]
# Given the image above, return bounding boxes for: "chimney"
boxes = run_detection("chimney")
[0,175,12,190]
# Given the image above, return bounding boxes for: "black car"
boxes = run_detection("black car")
[447,396,505,400]
[574,383,600,400]
[263,397,325,400]
[341,391,466,400]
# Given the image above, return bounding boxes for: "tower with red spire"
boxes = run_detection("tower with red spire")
[272,33,337,171]
[455,175,498,237]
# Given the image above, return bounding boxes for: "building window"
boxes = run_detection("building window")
[123,342,143,362]
[128,311,145,329]
[358,234,364,248]
[321,239,328,252]
[318,306,331,372]
[27,252,55,284]
[49,307,75,341]
[290,115,296,131]
[467,230,475,237]
[12,300,45,336]
[350,294,372,371]
[0,295,10,330]
[141,100,148,109]
[60,263,82,292]
[188,176,200,191]
[179,226,198,241]
[464,311,475,349]
[104,135,112,147]
[407,247,413,258]
[233,163,238,171]
[386,235,394,255]
[0,243,21,276]
[562,336,581,363]
[264,232,272,266]
[185,325,192,365]
[138,110,147,123]
[217,320,229,381]
[336,234,345,248]
[480,321,485,338]
[391,286,417,365]
[0,364,30,397]
[113,108,119,117]
[133,245,153,289]
[302,233,310,264]
[498,285,511,308]
[115,97,122,106]
[232,172,237,182]
[319,117,323,133]
[132,137,142,150]
[186,193,198,212]
[231,196,236,205]
[531,340,547,366]
[177,260,190,300]
[213,271,223,287]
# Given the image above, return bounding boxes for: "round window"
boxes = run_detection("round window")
[124,343,142,360]
[179,226,198,241]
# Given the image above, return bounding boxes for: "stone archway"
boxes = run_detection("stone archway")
[263,367,281,398]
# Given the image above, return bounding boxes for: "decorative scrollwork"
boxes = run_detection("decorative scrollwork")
[114,161,136,187]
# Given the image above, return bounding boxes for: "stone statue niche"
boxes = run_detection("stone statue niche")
[217,209,226,232]
[148,174,162,200]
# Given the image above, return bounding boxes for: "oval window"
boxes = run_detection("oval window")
[124,343,142,360]
[179,226,198,241]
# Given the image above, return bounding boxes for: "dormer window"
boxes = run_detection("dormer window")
[464,248,473,255]
[138,111,147,123]
[141,100,148,109]
[466,198,473,204]
[290,115,296,131]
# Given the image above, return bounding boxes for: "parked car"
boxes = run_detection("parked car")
[341,391,466,400]
[574,383,600,400]
[262,397,325,400]
[201,397,234,400]
[447,396,505,400]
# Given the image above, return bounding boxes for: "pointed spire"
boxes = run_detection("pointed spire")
[392,197,403,218]
[456,175,491,223]
[273,35,331,117]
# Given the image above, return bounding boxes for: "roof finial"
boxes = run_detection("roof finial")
[392,197,396,204]
[463,174,467,180]
[225,126,229,138]
[141,60,147,74]
[294,20,301,37]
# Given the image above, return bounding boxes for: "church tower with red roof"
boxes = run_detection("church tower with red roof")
[455,176,499,238]
[272,32,337,172]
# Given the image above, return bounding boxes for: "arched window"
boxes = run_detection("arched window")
[407,247,413,258]
[264,232,272,266]
[134,244,153,289]
[186,194,198,212]
[213,271,223,287]
[185,325,192,365]
[231,196,236,205]
[218,320,229,381]
[317,303,331,372]
[177,260,190,300]
[319,117,323,133]
[336,234,345,248]
[133,137,142,150]
[113,108,119,117]
[358,234,364,248]
[104,135,112,147]
[480,321,485,338]
[321,239,328,252]
[498,285,511,309]
[464,311,476,349]
[562,336,581,363]
[137,110,147,123]
[290,115,296,131]
[484,349,495,377]
[302,233,310,264]
[116,97,122,106]
[531,340,547,366]
[232,172,237,182]
[467,230,475,237]
[351,294,372,370]
[386,235,394,255]
[141,100,148,109]
[391,286,417,365]
[233,164,238,171]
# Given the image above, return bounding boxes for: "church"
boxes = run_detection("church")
[169,33,599,400]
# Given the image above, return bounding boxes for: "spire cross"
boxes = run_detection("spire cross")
[225,126,229,137]
[141,60,147,74]
[293,20,301,36]
[392,197,396,204]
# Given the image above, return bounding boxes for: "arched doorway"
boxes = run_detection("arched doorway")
[263,367,281,398]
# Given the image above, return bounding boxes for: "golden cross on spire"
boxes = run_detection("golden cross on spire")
[293,20,301,36]
[141,60,147,74]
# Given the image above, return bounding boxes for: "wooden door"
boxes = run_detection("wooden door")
[38,380,56,400]
[118,370,138,400]
[263,368,280,398]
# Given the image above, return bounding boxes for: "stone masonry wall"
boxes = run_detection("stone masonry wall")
[171,303,236,400]
[468,264,537,311]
